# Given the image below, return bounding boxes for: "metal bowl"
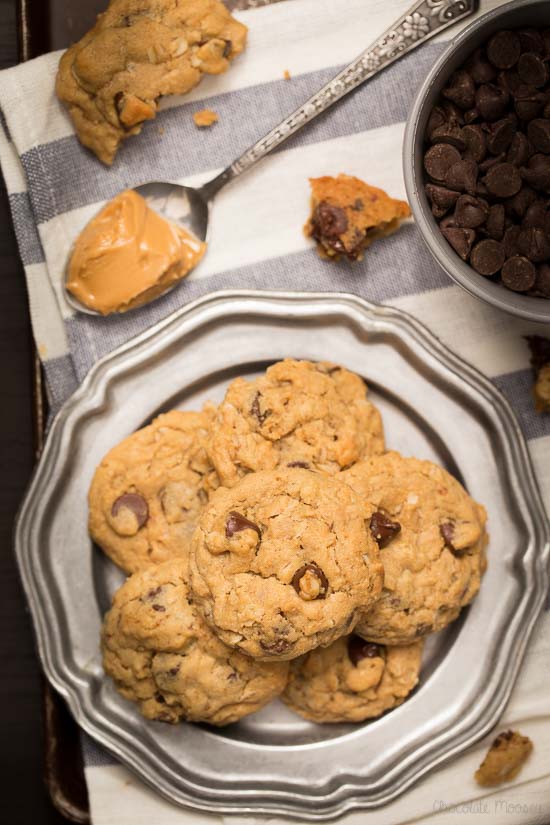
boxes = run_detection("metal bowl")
[403,0,550,324]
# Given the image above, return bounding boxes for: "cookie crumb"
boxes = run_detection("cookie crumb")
[526,335,550,413]
[475,730,533,787]
[158,126,165,136]
[283,69,291,80]
[193,109,219,128]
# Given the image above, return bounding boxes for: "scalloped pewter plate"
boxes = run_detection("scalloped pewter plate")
[15,291,550,820]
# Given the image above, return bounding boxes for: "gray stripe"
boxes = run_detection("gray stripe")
[493,369,550,442]
[43,353,79,418]
[21,42,446,224]
[8,191,45,265]
[81,731,117,768]
[64,223,449,379]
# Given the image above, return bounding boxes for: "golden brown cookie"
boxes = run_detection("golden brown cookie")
[208,359,385,488]
[282,635,423,723]
[56,0,247,164]
[304,174,411,261]
[189,468,384,661]
[89,408,218,574]
[475,730,533,787]
[343,452,488,645]
[102,560,288,725]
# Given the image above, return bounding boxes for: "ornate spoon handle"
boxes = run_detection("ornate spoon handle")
[201,0,477,199]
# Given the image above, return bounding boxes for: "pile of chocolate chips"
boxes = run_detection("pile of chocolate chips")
[423,28,550,298]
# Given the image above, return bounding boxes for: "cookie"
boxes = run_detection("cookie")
[475,730,533,787]
[343,452,488,645]
[189,468,384,660]
[56,0,247,164]
[304,174,411,261]
[102,560,289,725]
[89,408,218,574]
[208,359,385,488]
[282,635,423,723]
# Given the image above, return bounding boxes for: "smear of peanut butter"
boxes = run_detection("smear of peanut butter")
[67,189,206,315]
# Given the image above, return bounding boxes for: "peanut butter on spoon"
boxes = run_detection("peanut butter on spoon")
[66,189,206,315]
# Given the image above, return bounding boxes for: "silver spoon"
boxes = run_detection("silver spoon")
[65,0,478,316]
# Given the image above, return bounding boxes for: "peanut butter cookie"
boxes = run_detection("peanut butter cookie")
[56,0,247,164]
[189,468,384,660]
[208,359,385,488]
[89,408,218,574]
[343,452,488,645]
[305,174,411,261]
[282,635,423,723]
[102,560,288,725]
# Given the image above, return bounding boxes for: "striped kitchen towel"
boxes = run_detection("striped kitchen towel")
[1,0,549,823]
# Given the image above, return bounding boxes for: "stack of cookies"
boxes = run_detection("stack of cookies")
[90,359,488,726]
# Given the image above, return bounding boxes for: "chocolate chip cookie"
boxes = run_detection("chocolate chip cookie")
[343,452,488,645]
[207,359,385,488]
[56,0,247,164]
[189,468,384,660]
[282,635,423,723]
[102,560,288,725]
[89,408,218,574]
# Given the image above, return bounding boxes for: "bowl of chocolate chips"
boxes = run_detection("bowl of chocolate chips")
[404,0,550,323]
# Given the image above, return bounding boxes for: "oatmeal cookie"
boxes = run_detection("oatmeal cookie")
[189,468,384,660]
[102,560,288,725]
[89,408,218,574]
[475,730,533,787]
[343,452,488,645]
[305,174,411,261]
[208,359,385,488]
[282,635,423,723]
[56,0,247,164]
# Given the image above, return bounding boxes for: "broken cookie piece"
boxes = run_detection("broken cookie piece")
[304,174,411,261]
[56,0,247,164]
[526,335,550,413]
[193,109,219,127]
[475,730,533,787]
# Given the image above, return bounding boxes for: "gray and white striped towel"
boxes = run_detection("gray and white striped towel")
[1,0,549,822]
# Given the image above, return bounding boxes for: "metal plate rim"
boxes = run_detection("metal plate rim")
[14,289,550,820]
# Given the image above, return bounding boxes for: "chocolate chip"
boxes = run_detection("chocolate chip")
[154,692,166,703]
[486,118,516,155]
[487,31,521,70]
[430,123,466,151]
[464,108,480,125]
[424,144,461,182]
[427,106,447,139]
[445,159,478,195]
[250,392,271,426]
[519,29,545,56]
[521,154,550,192]
[313,202,348,238]
[466,48,497,85]
[454,195,489,228]
[523,200,548,228]
[486,204,505,239]
[501,256,537,291]
[514,85,546,121]
[504,225,522,257]
[260,639,291,654]
[484,162,522,197]
[443,70,476,110]
[223,40,232,58]
[111,493,149,528]
[291,563,328,601]
[476,83,509,121]
[369,511,401,549]
[518,53,548,88]
[462,124,487,162]
[347,635,384,666]
[287,461,310,468]
[443,101,465,125]
[532,263,550,297]
[425,184,460,212]
[498,69,522,95]
[527,119,550,154]
[225,511,261,539]
[442,226,476,260]
[507,131,531,166]
[479,151,506,173]
[505,186,536,219]
[517,227,550,262]
[152,603,166,613]
[440,522,457,551]
[470,239,505,275]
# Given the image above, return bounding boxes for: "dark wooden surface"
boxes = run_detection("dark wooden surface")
[0,1,71,822]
